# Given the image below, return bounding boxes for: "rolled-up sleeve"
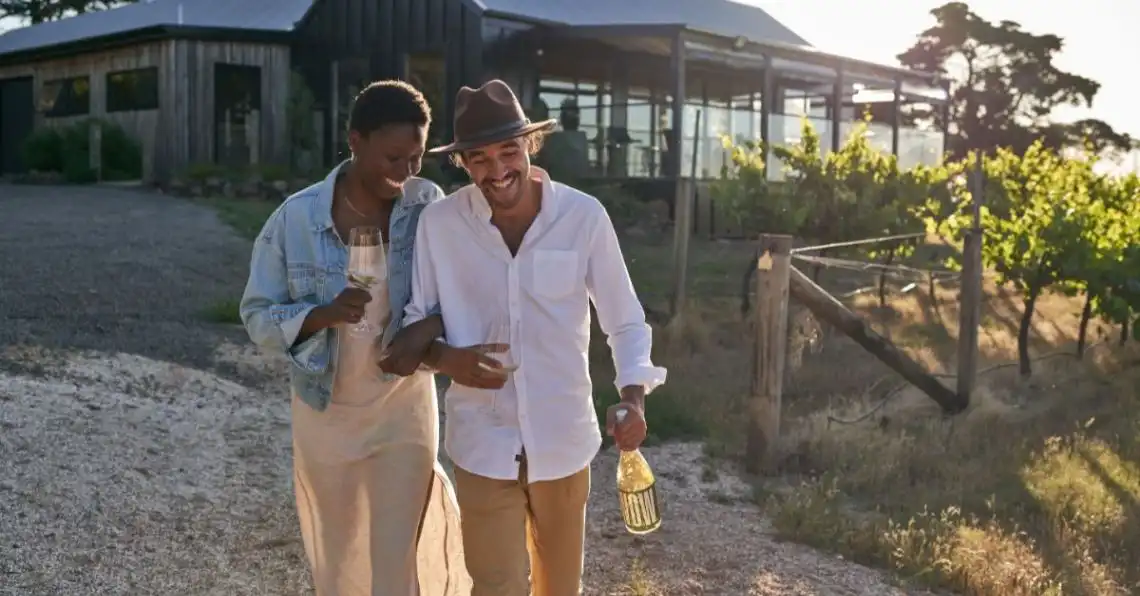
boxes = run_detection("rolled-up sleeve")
[239,215,330,373]
[585,207,667,393]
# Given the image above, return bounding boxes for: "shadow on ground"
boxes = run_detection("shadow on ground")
[0,184,266,385]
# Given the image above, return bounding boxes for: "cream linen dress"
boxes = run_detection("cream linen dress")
[290,244,472,595]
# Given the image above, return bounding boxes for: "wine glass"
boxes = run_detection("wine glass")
[481,318,520,375]
[345,226,385,337]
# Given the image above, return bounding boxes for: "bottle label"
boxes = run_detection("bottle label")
[618,482,661,533]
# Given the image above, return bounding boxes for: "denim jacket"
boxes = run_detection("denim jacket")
[239,162,443,411]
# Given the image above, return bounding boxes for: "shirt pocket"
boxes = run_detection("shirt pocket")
[287,264,324,302]
[531,249,580,299]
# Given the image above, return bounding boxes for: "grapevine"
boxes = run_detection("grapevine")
[715,124,1140,377]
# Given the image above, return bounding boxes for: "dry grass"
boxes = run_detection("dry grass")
[624,234,1140,596]
[638,236,1140,595]
[763,280,1140,596]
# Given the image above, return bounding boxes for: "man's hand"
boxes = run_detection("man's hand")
[605,385,648,451]
[432,343,510,390]
[379,315,443,376]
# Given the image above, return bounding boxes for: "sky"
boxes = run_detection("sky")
[751,0,1140,172]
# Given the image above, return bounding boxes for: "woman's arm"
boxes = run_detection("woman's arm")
[239,213,334,374]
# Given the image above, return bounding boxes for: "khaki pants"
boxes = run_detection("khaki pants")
[452,458,591,596]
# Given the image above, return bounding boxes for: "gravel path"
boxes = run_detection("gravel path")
[0,184,260,383]
[0,184,929,595]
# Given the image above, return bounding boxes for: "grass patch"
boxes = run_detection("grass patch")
[206,197,279,241]
[622,236,754,309]
[199,197,276,322]
[199,296,241,324]
[587,235,756,446]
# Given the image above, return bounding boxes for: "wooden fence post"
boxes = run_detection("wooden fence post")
[668,111,701,325]
[956,157,984,404]
[669,177,694,325]
[746,234,792,474]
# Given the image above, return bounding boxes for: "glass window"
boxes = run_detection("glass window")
[627,95,652,133]
[106,67,159,112]
[624,93,654,177]
[705,99,731,176]
[538,85,572,122]
[730,94,755,143]
[40,76,90,117]
[539,78,608,173]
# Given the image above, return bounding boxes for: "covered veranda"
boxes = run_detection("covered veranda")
[485,23,949,183]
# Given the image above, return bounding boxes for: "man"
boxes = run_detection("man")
[403,79,667,596]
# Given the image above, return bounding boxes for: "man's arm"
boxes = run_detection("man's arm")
[584,206,668,406]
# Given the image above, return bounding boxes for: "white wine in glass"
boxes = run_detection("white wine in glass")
[347,272,379,289]
[346,226,385,337]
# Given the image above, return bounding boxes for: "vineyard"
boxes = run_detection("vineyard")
[711,119,1140,378]
[700,120,1140,595]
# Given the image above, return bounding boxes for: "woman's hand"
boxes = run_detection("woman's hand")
[321,287,372,324]
[297,287,371,344]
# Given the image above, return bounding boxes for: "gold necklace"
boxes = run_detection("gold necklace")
[342,193,375,219]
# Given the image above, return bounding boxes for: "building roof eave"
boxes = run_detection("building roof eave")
[0,25,292,67]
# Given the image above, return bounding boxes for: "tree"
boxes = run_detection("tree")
[898,1,1133,160]
[0,0,129,24]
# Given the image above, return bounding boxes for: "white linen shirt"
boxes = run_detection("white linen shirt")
[404,168,667,483]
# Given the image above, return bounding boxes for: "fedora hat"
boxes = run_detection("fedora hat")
[428,79,558,154]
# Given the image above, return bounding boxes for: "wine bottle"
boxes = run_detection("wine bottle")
[615,408,662,535]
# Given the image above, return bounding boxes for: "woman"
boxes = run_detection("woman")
[239,81,485,595]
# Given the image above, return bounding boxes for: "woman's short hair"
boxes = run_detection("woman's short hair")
[348,80,431,136]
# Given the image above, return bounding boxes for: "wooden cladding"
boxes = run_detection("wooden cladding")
[0,39,290,182]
